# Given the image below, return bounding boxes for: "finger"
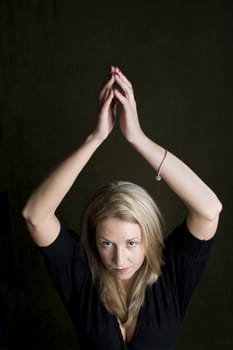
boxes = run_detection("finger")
[115,67,133,89]
[99,88,108,108]
[114,73,134,101]
[103,89,116,121]
[99,73,115,102]
[114,67,134,98]
[100,72,115,94]
[101,65,114,85]
[102,88,114,109]
[114,88,127,105]
[101,65,116,90]
[111,95,118,116]
[111,65,115,74]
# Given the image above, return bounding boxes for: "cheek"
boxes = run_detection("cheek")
[133,248,146,265]
[97,248,111,265]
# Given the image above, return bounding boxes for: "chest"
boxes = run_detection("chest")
[118,318,138,343]
[74,273,181,349]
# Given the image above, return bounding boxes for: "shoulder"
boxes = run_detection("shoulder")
[160,219,216,317]
[39,225,86,265]
[38,226,90,305]
[164,218,215,260]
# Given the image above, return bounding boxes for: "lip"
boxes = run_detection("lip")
[114,268,129,274]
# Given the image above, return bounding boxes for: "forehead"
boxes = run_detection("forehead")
[96,217,142,240]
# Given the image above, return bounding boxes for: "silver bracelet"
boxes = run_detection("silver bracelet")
[156,149,168,181]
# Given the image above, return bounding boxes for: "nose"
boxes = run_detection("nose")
[113,247,125,267]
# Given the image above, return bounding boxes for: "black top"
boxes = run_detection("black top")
[40,220,214,350]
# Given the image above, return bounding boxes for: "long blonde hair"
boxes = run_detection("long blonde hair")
[81,181,165,326]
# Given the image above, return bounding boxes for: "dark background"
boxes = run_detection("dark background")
[0,0,232,349]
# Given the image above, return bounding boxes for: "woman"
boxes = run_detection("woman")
[22,66,222,349]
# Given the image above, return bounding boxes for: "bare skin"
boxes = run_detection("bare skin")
[96,217,146,289]
[22,66,222,342]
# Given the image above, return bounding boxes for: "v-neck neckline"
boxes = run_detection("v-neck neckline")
[112,306,143,348]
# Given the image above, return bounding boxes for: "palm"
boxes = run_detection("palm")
[99,96,116,135]
[95,70,116,140]
[118,97,142,143]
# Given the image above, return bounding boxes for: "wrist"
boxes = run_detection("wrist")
[85,131,106,147]
[128,130,147,146]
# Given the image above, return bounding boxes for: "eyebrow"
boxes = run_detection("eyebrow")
[98,236,141,242]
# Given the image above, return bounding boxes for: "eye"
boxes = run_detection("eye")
[101,241,113,248]
[127,241,137,248]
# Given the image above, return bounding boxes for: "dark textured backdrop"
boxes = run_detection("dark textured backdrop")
[0,0,232,349]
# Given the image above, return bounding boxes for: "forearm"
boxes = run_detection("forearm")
[130,133,222,220]
[22,133,103,225]
[107,66,221,238]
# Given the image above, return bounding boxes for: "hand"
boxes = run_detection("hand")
[113,68,144,143]
[94,66,117,141]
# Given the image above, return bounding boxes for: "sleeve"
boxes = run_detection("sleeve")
[39,226,89,307]
[163,219,215,318]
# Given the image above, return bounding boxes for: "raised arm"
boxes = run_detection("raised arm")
[113,67,222,239]
[22,68,116,246]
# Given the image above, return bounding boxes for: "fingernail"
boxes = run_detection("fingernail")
[115,70,120,77]
[116,67,121,73]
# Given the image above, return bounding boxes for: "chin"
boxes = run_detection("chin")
[112,270,135,281]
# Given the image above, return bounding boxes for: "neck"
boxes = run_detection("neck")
[117,278,133,296]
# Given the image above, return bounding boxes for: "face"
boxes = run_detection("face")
[95,217,146,287]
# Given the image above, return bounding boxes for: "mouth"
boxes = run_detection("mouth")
[114,268,129,274]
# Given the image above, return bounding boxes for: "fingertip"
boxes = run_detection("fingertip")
[106,72,115,86]
[114,73,119,81]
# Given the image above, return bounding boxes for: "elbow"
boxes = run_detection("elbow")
[22,203,28,219]
[22,203,38,226]
[22,202,52,227]
[217,199,223,215]
[22,205,32,224]
[192,194,223,222]
[205,197,223,221]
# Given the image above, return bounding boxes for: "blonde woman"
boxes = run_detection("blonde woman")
[22,66,222,349]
